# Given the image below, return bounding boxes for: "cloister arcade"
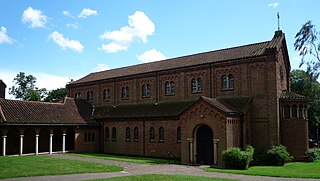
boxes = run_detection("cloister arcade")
[0,127,75,156]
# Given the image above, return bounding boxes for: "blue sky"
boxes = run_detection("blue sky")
[0,0,319,98]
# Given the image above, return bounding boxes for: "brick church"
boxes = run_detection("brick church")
[0,30,309,166]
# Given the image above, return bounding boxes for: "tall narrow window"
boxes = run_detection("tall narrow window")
[122,86,130,99]
[150,127,155,141]
[126,127,130,141]
[165,81,175,95]
[292,105,298,119]
[191,78,197,93]
[75,92,81,99]
[105,127,109,141]
[112,127,117,141]
[159,127,164,142]
[177,126,181,143]
[222,75,228,90]
[197,78,202,92]
[228,74,234,90]
[86,91,93,102]
[165,82,170,95]
[103,89,111,101]
[134,127,139,141]
[170,81,175,95]
[84,132,88,141]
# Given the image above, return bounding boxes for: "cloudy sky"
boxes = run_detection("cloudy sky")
[0,0,319,98]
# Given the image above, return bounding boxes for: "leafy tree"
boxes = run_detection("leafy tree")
[294,21,320,79]
[9,72,47,101]
[290,69,320,128]
[44,88,67,102]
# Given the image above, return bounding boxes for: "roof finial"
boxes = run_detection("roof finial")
[277,12,280,31]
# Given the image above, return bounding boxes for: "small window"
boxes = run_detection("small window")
[84,132,88,141]
[122,86,130,100]
[165,82,170,95]
[86,91,93,102]
[159,127,164,142]
[177,126,181,143]
[105,127,109,141]
[142,84,151,98]
[150,127,155,141]
[170,81,175,94]
[112,127,117,141]
[126,127,131,141]
[134,127,139,141]
[91,132,95,141]
[165,81,175,95]
[88,132,91,141]
[191,78,202,93]
[221,74,234,90]
[103,89,111,101]
[75,92,81,99]
[197,78,202,92]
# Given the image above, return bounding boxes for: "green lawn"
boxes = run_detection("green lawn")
[70,153,172,164]
[204,160,320,178]
[92,174,236,181]
[0,156,123,179]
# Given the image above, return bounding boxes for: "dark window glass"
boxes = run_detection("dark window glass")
[292,105,298,119]
[150,127,155,141]
[159,127,164,141]
[105,127,109,141]
[170,81,175,94]
[191,78,197,93]
[165,82,170,95]
[126,127,130,141]
[112,127,117,141]
[228,74,234,89]
[222,75,228,90]
[122,87,129,99]
[134,127,139,141]
[177,126,181,142]
[103,89,111,101]
[197,78,202,92]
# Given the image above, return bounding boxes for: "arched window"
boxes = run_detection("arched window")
[165,81,175,95]
[177,126,181,143]
[75,92,81,99]
[159,127,164,142]
[165,82,170,95]
[228,74,234,90]
[292,105,298,119]
[105,127,109,141]
[122,86,130,99]
[126,127,130,141]
[112,127,117,141]
[134,127,139,141]
[103,89,111,101]
[150,127,155,141]
[146,84,151,97]
[191,78,197,93]
[86,91,93,102]
[221,75,228,90]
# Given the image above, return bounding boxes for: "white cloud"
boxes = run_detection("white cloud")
[0,26,13,44]
[49,31,84,53]
[62,10,74,18]
[78,8,98,18]
[99,11,155,53]
[268,2,279,8]
[21,7,48,28]
[66,22,81,30]
[92,64,111,72]
[0,69,71,99]
[137,49,166,63]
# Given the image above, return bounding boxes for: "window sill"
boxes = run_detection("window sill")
[165,94,175,96]
[126,139,131,142]
[112,139,117,142]
[149,139,156,143]
[134,139,139,142]
[158,140,165,143]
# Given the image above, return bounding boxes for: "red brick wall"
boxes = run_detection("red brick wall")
[74,127,101,152]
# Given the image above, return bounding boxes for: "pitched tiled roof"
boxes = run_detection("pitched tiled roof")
[93,100,197,119]
[0,98,97,125]
[216,96,252,113]
[279,90,308,101]
[69,32,284,85]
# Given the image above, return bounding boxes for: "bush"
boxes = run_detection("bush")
[305,148,320,162]
[222,145,254,170]
[265,145,293,166]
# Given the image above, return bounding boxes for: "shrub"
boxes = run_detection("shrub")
[222,145,254,170]
[305,148,320,162]
[265,145,293,166]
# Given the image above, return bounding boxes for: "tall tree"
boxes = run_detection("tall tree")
[9,72,47,101]
[294,21,320,79]
[290,69,320,128]
[44,88,67,102]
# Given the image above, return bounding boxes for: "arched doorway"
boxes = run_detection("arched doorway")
[196,124,213,165]
[24,129,36,154]
[66,128,75,151]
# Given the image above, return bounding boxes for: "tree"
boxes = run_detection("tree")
[290,69,320,128]
[9,72,47,101]
[44,88,67,102]
[294,21,320,79]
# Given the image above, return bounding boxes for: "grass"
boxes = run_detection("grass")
[0,155,123,179]
[70,153,172,164]
[92,174,236,181]
[204,160,320,179]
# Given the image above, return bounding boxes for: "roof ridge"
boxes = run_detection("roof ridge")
[0,98,66,106]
